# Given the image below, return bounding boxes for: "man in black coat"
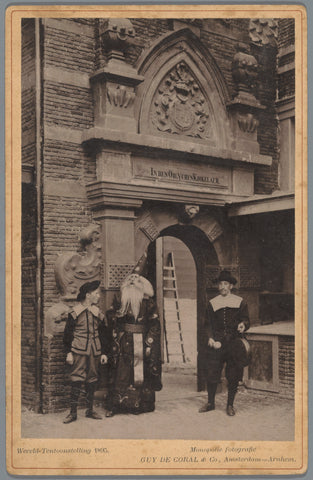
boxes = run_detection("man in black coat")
[199,270,250,416]
[63,280,109,423]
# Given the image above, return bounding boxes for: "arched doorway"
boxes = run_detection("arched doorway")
[144,223,219,392]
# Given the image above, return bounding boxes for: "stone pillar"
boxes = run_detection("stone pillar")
[92,205,142,310]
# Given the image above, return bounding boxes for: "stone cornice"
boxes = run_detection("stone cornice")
[82,128,272,167]
[86,180,252,211]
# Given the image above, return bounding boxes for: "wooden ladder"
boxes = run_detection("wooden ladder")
[163,252,186,363]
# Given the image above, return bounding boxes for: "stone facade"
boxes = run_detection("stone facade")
[21,17,295,412]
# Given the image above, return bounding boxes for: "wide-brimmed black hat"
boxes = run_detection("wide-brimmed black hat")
[77,280,100,302]
[215,270,237,285]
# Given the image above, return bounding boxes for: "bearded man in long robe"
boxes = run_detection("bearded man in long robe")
[105,273,162,416]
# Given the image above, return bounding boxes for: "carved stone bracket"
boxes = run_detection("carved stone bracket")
[107,85,135,109]
[237,112,259,134]
[55,224,102,300]
[183,205,200,221]
[151,62,212,139]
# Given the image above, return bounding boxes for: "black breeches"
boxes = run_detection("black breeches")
[206,343,244,384]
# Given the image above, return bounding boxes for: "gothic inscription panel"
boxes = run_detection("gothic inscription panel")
[133,156,230,190]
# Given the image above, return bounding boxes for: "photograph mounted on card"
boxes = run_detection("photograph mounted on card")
[6,4,307,476]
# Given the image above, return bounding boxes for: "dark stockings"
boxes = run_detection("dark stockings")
[86,382,96,414]
[227,381,238,407]
[207,382,218,406]
[70,381,82,415]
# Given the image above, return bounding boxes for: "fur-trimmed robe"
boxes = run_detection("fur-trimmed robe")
[106,297,162,414]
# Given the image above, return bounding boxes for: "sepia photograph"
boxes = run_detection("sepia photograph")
[6,4,307,476]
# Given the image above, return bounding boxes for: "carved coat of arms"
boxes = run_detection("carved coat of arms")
[151,62,211,139]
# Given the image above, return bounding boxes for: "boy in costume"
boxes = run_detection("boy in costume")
[63,280,109,423]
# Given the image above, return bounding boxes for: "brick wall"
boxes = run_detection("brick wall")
[43,139,96,183]
[278,19,295,49]
[42,194,93,311]
[277,70,295,100]
[41,334,69,413]
[22,19,36,168]
[44,21,95,74]
[278,336,294,398]
[22,19,38,409]
[22,184,38,408]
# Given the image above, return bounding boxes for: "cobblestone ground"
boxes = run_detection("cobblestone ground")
[22,369,294,441]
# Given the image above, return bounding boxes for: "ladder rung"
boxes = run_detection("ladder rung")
[164,287,177,291]
[163,266,174,270]
[163,276,176,281]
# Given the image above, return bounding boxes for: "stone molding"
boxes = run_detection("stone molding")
[86,180,253,211]
[82,128,272,166]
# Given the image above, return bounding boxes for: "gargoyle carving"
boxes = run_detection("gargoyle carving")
[55,224,102,299]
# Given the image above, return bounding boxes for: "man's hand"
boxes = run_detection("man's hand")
[101,354,108,365]
[208,338,215,348]
[66,352,74,365]
[237,322,245,333]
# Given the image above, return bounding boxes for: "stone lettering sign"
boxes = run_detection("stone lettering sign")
[133,157,230,189]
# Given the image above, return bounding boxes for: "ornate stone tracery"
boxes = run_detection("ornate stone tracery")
[150,62,212,139]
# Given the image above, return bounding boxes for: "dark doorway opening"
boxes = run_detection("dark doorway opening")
[145,224,219,392]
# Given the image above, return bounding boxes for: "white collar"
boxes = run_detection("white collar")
[73,304,100,317]
[210,294,242,312]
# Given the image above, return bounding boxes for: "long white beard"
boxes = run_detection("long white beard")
[119,285,144,320]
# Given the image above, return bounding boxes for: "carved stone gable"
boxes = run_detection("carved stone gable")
[150,62,212,139]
